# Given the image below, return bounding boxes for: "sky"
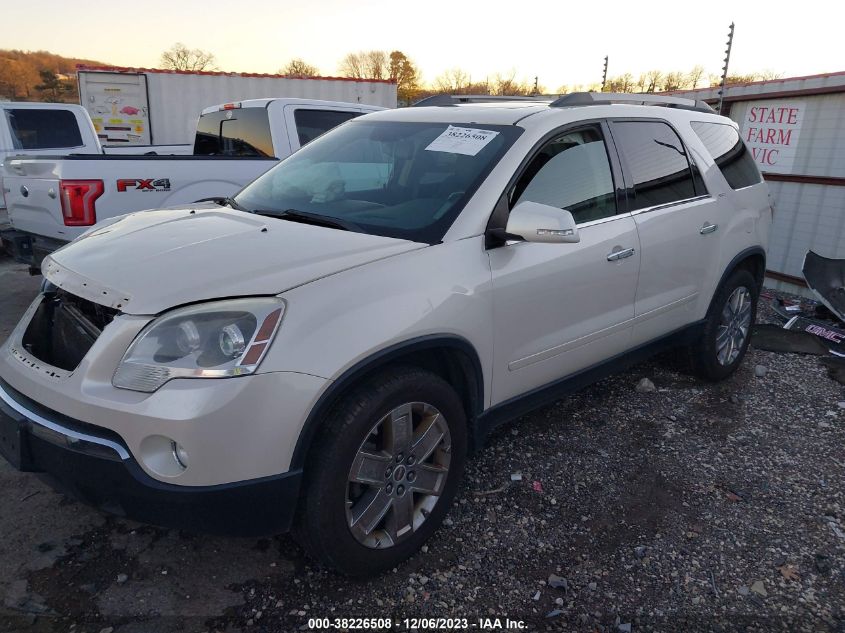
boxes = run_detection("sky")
[3,0,842,89]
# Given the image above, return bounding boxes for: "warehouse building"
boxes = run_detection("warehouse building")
[668,71,845,295]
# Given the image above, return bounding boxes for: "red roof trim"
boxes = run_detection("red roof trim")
[660,69,845,94]
[75,64,397,85]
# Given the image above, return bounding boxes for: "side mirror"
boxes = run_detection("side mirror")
[505,201,580,244]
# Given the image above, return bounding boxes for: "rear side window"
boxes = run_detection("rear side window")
[194,107,274,157]
[690,121,762,190]
[293,109,361,146]
[5,109,83,150]
[611,120,697,211]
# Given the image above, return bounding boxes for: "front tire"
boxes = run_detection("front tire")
[294,366,467,576]
[690,269,758,381]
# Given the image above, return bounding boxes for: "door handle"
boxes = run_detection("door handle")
[700,222,718,235]
[607,247,635,261]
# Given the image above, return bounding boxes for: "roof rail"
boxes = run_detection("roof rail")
[412,94,548,107]
[549,92,716,114]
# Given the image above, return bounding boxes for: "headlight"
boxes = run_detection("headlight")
[113,298,285,393]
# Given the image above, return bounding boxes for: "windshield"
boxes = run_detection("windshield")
[234,120,521,243]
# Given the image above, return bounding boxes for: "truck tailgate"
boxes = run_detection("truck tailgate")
[3,172,67,242]
[4,155,277,247]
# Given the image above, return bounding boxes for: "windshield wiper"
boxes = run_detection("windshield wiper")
[196,196,249,211]
[252,208,362,232]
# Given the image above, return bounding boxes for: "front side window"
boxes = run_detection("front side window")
[293,109,361,146]
[235,120,521,243]
[512,127,617,224]
[193,107,274,157]
[611,120,697,211]
[5,109,83,150]
[690,121,762,190]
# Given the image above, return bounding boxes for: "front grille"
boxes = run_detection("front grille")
[21,289,119,371]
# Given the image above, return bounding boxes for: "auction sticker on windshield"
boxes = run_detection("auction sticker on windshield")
[425,125,500,156]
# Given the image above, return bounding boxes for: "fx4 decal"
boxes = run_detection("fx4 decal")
[116,178,171,192]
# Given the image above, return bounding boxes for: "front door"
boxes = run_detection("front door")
[488,124,640,405]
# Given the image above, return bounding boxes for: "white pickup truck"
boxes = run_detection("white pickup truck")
[0,102,190,210]
[2,98,382,266]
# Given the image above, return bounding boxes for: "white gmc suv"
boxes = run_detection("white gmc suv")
[0,93,772,575]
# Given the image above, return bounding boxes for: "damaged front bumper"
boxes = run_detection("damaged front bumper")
[803,250,845,323]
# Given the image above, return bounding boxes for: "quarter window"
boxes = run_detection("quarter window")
[611,121,697,211]
[512,127,617,224]
[293,109,361,146]
[690,121,762,190]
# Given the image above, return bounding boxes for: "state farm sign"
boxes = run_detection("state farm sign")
[739,100,805,174]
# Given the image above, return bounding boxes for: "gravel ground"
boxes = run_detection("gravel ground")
[1,260,844,633]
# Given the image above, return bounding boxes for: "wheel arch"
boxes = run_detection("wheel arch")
[289,335,484,470]
[710,246,766,311]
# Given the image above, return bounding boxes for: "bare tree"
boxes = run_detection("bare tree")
[663,71,687,91]
[280,58,319,77]
[687,65,706,89]
[339,50,389,79]
[604,73,635,93]
[757,69,784,81]
[160,43,217,72]
[644,70,664,92]
[434,68,472,93]
[491,70,535,96]
[635,74,648,93]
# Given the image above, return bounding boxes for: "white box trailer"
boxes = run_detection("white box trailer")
[77,66,397,148]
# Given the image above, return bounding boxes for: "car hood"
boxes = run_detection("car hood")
[42,205,425,315]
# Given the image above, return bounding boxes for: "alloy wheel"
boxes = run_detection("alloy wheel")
[716,286,752,366]
[345,402,451,549]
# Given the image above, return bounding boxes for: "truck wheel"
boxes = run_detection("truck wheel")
[294,367,466,576]
[690,269,758,381]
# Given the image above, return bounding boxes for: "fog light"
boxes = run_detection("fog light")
[139,435,189,477]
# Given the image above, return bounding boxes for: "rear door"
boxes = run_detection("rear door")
[608,119,724,345]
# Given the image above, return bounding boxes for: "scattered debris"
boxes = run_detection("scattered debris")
[738,586,750,596]
[784,316,845,356]
[547,574,568,590]
[473,484,508,496]
[545,609,563,619]
[532,481,543,493]
[802,250,845,323]
[618,624,633,633]
[510,473,523,482]
[635,377,656,393]
[778,564,800,581]
[815,553,831,575]
[709,570,720,597]
[751,324,830,355]
[750,580,768,597]
[754,365,768,378]
[532,590,540,601]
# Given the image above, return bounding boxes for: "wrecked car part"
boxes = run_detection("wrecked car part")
[21,289,118,371]
[784,316,845,357]
[803,251,845,324]
[750,324,830,355]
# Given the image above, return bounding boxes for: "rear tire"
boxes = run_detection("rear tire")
[690,269,758,381]
[294,366,467,576]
